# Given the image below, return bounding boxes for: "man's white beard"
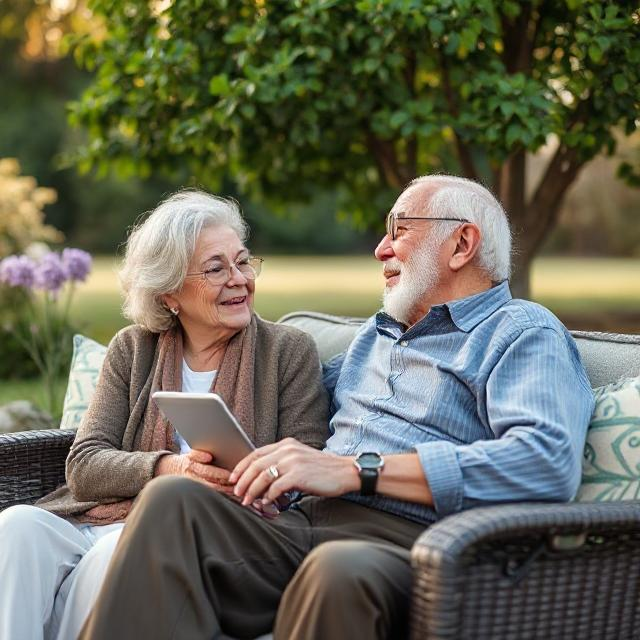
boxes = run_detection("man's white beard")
[382,236,442,326]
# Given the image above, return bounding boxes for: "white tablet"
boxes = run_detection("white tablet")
[152,391,255,470]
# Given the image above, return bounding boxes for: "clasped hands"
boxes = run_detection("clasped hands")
[155,438,358,515]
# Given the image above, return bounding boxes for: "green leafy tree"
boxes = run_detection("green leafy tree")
[69,0,640,295]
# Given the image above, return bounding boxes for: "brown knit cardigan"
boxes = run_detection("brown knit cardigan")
[37,316,329,519]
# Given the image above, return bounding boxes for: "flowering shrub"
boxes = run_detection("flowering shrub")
[0,158,63,258]
[0,248,92,417]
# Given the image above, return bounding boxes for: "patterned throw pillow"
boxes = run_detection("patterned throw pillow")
[60,334,107,430]
[577,376,640,502]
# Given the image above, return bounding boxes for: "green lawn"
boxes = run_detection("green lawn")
[0,376,66,414]
[4,255,639,414]
[71,255,640,343]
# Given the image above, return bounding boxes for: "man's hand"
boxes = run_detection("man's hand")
[229,438,359,507]
[155,450,234,495]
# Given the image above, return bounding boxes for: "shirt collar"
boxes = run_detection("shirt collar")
[444,281,512,332]
[374,281,512,335]
[375,310,403,336]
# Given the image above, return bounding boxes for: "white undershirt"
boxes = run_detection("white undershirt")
[181,358,218,393]
[174,359,218,454]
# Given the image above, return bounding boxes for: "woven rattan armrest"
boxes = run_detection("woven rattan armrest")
[410,500,640,639]
[0,429,74,512]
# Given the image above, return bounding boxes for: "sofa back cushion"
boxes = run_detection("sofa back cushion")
[278,312,640,388]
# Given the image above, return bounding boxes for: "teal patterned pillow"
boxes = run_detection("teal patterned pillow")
[577,376,640,502]
[60,334,107,430]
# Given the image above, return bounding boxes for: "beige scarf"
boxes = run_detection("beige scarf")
[78,315,257,524]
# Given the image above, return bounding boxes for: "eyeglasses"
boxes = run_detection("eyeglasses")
[385,212,470,241]
[186,256,264,286]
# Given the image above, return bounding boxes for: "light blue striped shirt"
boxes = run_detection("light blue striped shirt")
[323,282,595,524]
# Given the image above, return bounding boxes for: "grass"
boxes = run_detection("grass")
[4,255,640,413]
[531,258,640,313]
[0,376,66,415]
[70,255,640,343]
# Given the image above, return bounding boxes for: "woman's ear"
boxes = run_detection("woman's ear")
[161,293,179,311]
[448,224,482,272]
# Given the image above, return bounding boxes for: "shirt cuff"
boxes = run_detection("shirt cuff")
[415,441,464,517]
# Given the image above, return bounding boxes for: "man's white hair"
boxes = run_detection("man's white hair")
[119,189,249,332]
[408,175,512,281]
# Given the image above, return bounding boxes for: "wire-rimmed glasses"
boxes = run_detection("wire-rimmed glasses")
[385,212,470,240]
[186,256,264,286]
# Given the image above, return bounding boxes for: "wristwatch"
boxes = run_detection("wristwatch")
[353,452,385,496]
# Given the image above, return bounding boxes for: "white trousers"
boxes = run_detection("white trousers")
[0,504,124,640]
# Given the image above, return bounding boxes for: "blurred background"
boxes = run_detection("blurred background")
[1,0,639,413]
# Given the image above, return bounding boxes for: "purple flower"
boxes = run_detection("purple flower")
[0,255,36,288]
[62,248,92,282]
[34,252,68,293]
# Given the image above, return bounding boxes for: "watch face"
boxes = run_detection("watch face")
[357,452,383,470]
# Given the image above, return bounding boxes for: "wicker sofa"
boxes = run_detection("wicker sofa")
[1,311,640,640]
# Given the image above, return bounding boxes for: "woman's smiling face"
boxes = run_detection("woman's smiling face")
[165,225,255,335]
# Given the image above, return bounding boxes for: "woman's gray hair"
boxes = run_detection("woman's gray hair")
[409,175,512,281]
[119,189,249,332]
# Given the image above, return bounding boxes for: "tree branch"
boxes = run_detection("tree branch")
[490,161,502,195]
[439,54,478,180]
[366,132,404,189]
[403,49,418,180]
[405,136,417,181]
[500,2,535,74]
[525,88,596,242]
[524,144,584,255]
[404,49,416,98]
[499,148,526,214]
[519,74,603,259]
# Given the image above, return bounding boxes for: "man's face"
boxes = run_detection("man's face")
[374,188,448,326]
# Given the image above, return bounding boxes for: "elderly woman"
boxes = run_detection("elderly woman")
[0,190,328,640]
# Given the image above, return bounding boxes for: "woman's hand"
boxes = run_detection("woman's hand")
[154,450,234,495]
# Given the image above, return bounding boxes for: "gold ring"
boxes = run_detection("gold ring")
[267,465,280,480]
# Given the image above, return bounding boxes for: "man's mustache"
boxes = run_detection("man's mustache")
[383,259,402,277]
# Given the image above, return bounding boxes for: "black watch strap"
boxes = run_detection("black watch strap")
[359,468,379,496]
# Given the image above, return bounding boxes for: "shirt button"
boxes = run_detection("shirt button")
[400,340,409,347]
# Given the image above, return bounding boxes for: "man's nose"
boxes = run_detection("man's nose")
[374,233,395,262]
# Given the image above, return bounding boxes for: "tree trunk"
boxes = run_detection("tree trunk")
[497,149,532,298]
[510,250,532,299]
[516,145,585,299]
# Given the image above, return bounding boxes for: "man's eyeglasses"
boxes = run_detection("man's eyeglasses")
[186,256,264,286]
[385,212,470,241]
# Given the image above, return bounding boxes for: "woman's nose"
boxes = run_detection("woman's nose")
[226,264,249,286]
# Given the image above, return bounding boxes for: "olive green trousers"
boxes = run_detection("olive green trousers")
[80,476,425,640]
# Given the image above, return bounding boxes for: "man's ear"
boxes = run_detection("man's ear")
[448,223,482,272]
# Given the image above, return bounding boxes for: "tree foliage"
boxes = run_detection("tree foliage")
[69,0,640,293]
[0,0,190,253]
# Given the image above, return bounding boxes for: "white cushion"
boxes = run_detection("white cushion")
[577,375,640,502]
[60,334,107,430]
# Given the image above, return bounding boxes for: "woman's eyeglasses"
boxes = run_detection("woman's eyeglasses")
[186,256,264,286]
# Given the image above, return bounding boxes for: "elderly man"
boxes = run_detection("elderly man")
[81,175,594,640]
